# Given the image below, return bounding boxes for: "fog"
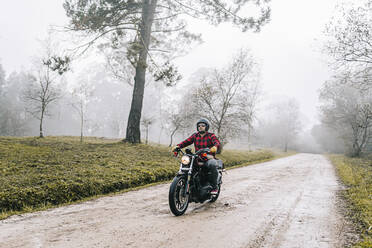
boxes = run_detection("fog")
[1,0,371,155]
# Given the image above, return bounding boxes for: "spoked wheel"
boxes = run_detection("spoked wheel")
[169,176,190,216]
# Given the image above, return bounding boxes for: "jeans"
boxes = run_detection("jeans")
[203,159,218,189]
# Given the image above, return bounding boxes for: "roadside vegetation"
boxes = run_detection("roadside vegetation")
[0,136,279,219]
[329,155,372,247]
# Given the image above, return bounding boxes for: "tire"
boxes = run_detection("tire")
[209,183,221,202]
[210,172,222,202]
[169,176,189,216]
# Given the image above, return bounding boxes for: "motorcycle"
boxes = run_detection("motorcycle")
[168,147,224,216]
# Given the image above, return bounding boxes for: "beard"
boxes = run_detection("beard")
[199,130,206,134]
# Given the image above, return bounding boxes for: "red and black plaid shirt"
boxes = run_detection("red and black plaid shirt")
[177,132,220,152]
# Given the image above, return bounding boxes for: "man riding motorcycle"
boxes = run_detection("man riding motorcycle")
[174,118,221,194]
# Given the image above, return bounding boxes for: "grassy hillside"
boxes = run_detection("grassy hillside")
[0,136,277,219]
[329,155,372,247]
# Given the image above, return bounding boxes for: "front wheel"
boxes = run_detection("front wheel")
[169,176,189,216]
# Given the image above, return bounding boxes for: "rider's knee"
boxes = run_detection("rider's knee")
[206,159,217,168]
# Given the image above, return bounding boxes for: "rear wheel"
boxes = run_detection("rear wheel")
[210,173,222,202]
[210,183,221,202]
[169,176,189,216]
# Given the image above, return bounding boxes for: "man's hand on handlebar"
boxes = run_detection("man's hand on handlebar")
[172,145,180,152]
[172,145,181,157]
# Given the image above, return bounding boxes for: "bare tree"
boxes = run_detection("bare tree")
[23,73,60,138]
[141,116,155,144]
[164,108,186,147]
[187,49,260,151]
[63,0,271,144]
[258,98,302,152]
[274,99,302,152]
[71,80,95,142]
[109,112,125,138]
[22,35,69,138]
[238,78,261,150]
[320,0,372,156]
[323,0,372,89]
[319,80,372,156]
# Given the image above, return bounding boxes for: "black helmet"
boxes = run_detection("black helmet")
[196,118,210,132]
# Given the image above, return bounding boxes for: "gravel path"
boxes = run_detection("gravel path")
[0,154,351,248]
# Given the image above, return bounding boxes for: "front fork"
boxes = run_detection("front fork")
[182,157,195,197]
[182,174,191,198]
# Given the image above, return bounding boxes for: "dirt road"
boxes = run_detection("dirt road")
[0,154,352,248]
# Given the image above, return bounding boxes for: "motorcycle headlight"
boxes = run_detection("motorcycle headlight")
[181,155,190,165]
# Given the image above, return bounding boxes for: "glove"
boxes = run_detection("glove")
[210,146,217,153]
[172,145,180,152]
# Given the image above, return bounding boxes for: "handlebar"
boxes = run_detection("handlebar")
[173,147,210,157]
[173,147,184,157]
[195,148,210,155]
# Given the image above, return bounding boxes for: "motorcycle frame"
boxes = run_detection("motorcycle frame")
[175,147,214,199]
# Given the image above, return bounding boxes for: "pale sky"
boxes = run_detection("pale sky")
[0,0,345,128]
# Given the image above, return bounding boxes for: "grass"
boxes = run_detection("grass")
[0,136,286,219]
[329,154,372,247]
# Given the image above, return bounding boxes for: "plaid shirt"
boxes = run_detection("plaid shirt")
[177,132,220,152]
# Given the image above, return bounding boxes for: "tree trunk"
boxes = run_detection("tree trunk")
[216,131,223,154]
[145,126,149,144]
[284,142,288,152]
[158,126,163,144]
[125,0,157,143]
[247,125,252,151]
[217,142,223,154]
[39,105,45,138]
[351,145,361,157]
[80,113,83,143]
[169,128,177,147]
[351,137,361,157]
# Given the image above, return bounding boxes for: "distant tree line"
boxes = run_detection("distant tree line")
[0,46,304,153]
[0,61,131,139]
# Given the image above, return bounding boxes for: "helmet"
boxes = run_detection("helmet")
[196,118,210,132]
